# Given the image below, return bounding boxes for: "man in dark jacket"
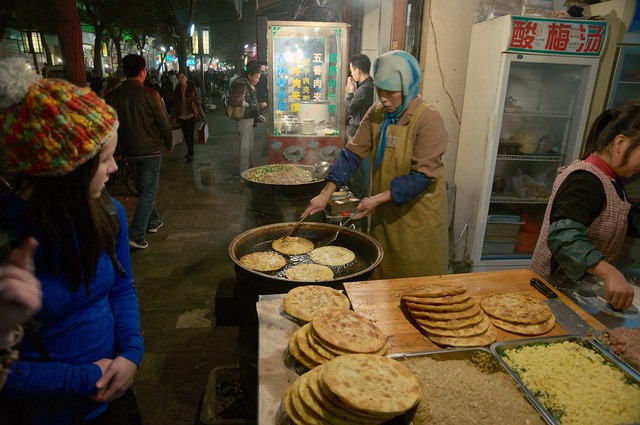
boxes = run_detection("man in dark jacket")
[345,54,374,198]
[345,54,374,139]
[107,54,173,249]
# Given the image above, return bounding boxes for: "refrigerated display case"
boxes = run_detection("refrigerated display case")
[453,15,607,271]
[266,21,349,165]
[606,45,640,110]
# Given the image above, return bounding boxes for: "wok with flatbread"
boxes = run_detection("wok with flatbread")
[229,222,383,288]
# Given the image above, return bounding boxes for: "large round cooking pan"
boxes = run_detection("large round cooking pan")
[241,165,325,193]
[229,222,383,301]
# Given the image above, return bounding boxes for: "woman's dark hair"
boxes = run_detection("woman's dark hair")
[243,60,261,78]
[581,105,640,164]
[22,155,119,291]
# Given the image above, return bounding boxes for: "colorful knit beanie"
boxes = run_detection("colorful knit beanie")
[0,57,118,176]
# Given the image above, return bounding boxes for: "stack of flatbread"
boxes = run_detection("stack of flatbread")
[282,354,421,424]
[401,285,497,347]
[480,293,555,335]
[282,285,351,322]
[288,307,388,369]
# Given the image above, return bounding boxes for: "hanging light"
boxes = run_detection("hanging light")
[191,32,199,55]
[201,28,210,55]
[21,30,43,54]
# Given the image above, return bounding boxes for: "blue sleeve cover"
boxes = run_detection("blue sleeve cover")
[390,171,431,205]
[547,218,603,280]
[326,148,361,188]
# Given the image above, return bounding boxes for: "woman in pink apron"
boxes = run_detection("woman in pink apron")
[531,106,640,310]
[303,50,449,279]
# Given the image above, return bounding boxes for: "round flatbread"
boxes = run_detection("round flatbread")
[272,236,314,255]
[402,285,467,298]
[305,366,382,425]
[285,264,334,282]
[312,308,386,353]
[288,376,332,425]
[308,326,388,357]
[296,324,332,363]
[404,297,476,312]
[238,251,286,272]
[321,354,421,417]
[427,324,497,347]
[413,310,485,330]
[402,293,471,305]
[419,315,491,337]
[289,327,321,369]
[283,285,350,322]
[489,314,556,335]
[408,303,481,320]
[480,293,552,324]
[309,246,356,267]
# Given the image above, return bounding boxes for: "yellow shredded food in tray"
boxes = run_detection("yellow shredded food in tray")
[503,341,640,425]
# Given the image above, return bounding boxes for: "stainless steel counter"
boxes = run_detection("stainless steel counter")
[546,273,640,328]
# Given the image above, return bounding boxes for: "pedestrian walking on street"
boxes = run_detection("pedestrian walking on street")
[107,54,173,250]
[172,71,204,162]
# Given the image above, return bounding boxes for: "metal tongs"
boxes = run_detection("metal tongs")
[316,213,357,247]
[280,213,309,240]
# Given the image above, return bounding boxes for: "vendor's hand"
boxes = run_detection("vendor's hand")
[592,261,635,310]
[603,272,634,310]
[0,238,42,340]
[93,356,137,403]
[355,191,391,219]
[260,102,267,110]
[303,192,331,218]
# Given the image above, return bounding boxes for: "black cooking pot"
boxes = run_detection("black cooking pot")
[241,165,326,224]
[229,222,383,303]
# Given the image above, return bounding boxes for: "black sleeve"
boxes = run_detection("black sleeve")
[550,170,605,227]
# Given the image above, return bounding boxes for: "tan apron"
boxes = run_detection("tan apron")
[368,103,449,279]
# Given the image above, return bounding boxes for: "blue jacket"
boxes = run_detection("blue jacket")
[0,195,144,424]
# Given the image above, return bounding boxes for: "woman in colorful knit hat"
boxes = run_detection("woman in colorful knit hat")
[303,50,449,279]
[531,106,640,311]
[0,57,144,424]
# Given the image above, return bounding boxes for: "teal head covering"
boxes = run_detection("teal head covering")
[372,50,422,170]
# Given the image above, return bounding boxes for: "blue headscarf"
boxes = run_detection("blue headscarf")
[372,50,422,170]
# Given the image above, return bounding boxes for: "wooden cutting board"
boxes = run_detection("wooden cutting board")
[343,268,606,354]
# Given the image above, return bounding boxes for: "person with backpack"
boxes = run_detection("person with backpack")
[0,57,144,425]
[228,60,266,174]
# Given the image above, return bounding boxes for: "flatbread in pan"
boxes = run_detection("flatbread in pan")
[272,236,314,255]
[239,251,286,272]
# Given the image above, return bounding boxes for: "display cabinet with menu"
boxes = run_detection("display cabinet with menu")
[453,15,607,271]
[266,21,349,165]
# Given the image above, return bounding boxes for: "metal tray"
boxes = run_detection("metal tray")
[388,347,551,425]
[491,335,640,425]
[592,329,640,380]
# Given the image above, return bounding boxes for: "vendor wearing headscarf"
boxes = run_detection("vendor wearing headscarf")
[303,50,449,279]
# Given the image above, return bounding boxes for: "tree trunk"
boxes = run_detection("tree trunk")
[93,24,104,75]
[52,0,86,86]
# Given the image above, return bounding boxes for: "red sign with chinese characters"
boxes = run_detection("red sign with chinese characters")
[509,17,607,56]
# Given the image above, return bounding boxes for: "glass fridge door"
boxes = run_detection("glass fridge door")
[480,55,595,262]
[268,23,347,138]
[606,45,640,110]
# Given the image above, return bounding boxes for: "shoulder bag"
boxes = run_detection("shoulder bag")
[225,82,246,120]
